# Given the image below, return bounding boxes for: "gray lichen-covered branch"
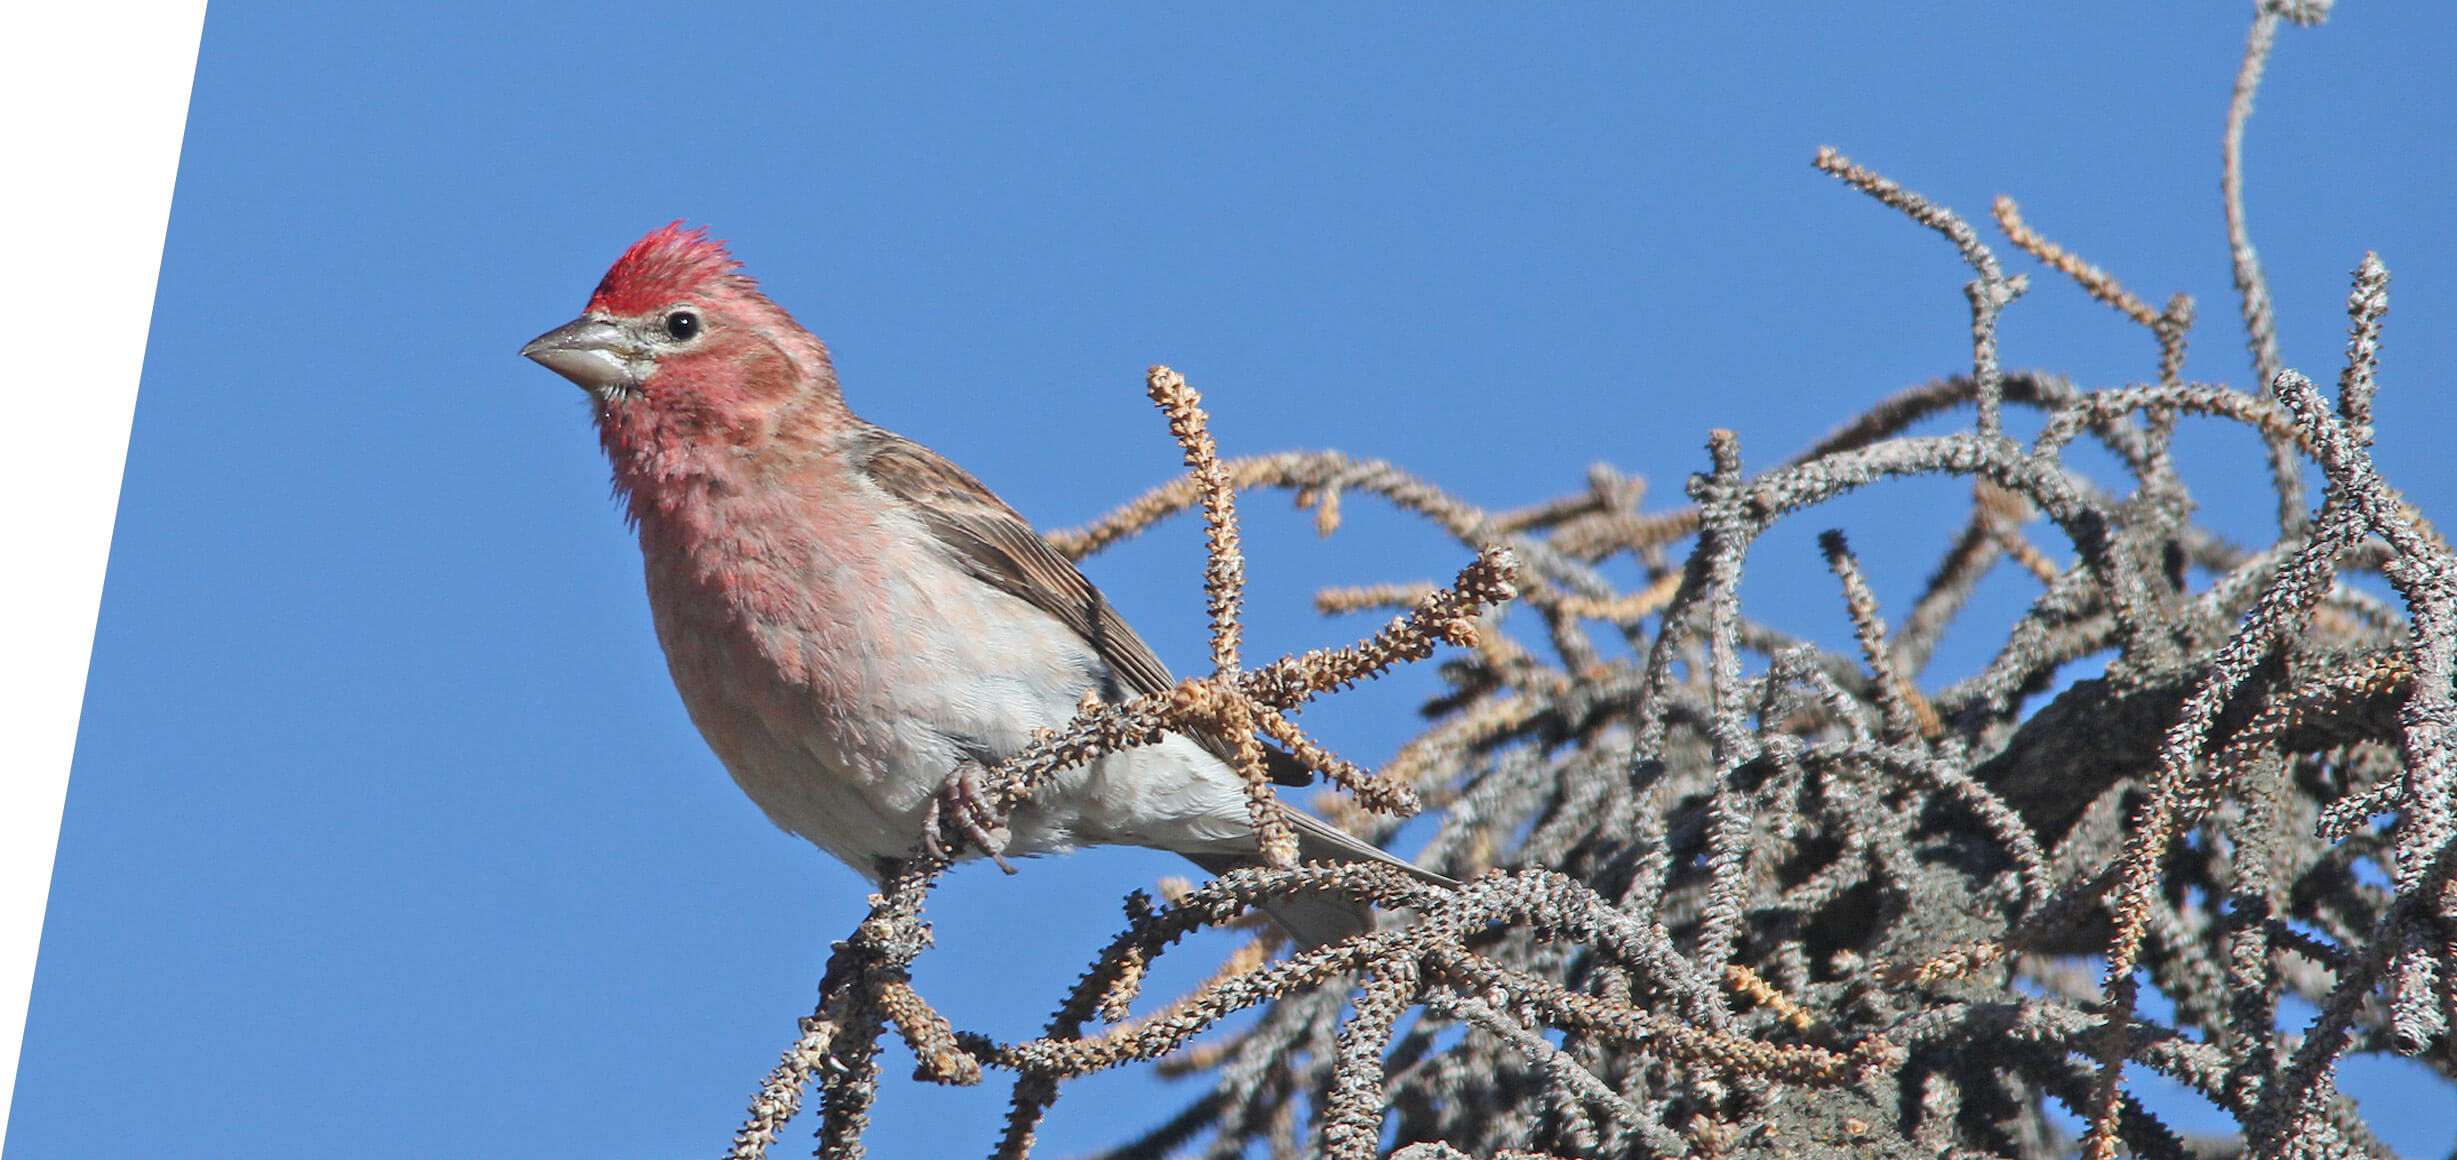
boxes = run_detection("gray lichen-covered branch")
[723,5,2451,1157]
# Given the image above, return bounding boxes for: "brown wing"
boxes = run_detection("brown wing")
[849,425,1310,785]
[851,424,1176,697]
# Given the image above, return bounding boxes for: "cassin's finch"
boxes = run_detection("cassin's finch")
[522,224,1442,943]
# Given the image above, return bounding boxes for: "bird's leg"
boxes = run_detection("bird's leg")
[921,759,1015,874]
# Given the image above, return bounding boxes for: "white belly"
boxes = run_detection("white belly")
[641,507,1255,878]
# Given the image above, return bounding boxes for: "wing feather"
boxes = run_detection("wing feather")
[848,425,1459,905]
[849,425,1311,784]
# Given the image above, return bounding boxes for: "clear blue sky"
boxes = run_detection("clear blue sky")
[15,4,2456,1157]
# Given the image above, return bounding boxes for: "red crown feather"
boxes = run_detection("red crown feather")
[585,222,752,316]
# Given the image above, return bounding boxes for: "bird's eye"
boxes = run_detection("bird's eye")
[663,310,702,341]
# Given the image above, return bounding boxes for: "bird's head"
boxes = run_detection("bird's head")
[522,224,842,470]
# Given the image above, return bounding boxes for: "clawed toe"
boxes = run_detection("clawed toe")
[922,762,1014,873]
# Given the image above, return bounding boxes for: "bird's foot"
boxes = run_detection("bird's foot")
[922,761,1015,874]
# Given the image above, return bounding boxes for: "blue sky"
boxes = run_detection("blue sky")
[12,4,2456,1157]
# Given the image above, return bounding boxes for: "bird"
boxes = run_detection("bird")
[520,223,1447,944]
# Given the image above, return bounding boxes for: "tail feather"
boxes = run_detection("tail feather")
[1182,810,1455,948]
[1286,809,1458,889]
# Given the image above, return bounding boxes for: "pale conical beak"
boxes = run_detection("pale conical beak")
[520,316,641,396]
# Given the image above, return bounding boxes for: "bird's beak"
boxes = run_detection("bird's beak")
[520,316,642,397]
